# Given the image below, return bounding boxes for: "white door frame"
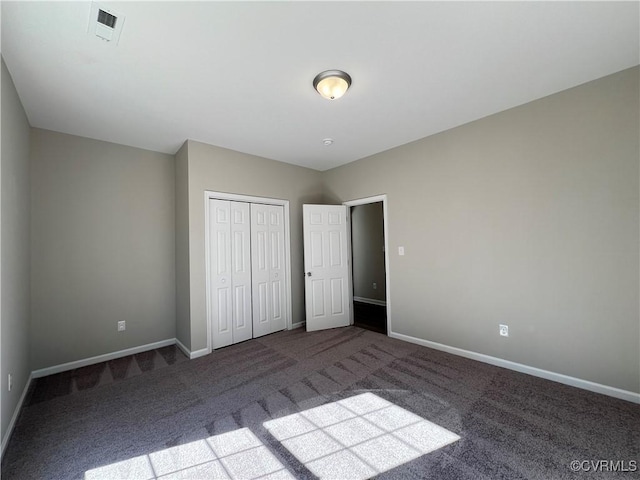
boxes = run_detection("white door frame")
[205,191,292,354]
[343,195,391,335]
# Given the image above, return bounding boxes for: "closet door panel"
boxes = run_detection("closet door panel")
[210,200,233,349]
[251,204,286,337]
[268,206,286,331]
[251,204,272,337]
[230,201,252,343]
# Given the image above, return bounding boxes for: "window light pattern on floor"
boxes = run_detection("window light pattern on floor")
[84,428,294,480]
[264,392,460,479]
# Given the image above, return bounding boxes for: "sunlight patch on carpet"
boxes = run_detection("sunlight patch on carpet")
[84,428,294,480]
[264,392,460,479]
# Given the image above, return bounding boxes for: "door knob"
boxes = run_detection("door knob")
[307,272,312,277]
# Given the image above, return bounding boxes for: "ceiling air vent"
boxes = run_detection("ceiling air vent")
[88,3,125,44]
[97,9,117,29]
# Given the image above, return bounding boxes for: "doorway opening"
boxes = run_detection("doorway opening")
[344,196,389,335]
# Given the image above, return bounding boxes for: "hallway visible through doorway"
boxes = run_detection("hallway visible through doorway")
[349,200,387,335]
[353,300,387,334]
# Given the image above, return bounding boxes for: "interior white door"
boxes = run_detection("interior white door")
[251,203,286,337]
[210,199,233,349]
[209,200,252,349]
[303,204,351,331]
[230,201,252,344]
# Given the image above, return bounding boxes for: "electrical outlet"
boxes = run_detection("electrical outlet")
[398,246,405,256]
[117,321,126,332]
[373,283,377,290]
[8,374,12,392]
[499,324,509,337]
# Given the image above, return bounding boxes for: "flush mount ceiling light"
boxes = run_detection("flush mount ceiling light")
[313,70,352,100]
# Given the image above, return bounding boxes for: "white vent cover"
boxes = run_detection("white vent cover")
[88,3,125,44]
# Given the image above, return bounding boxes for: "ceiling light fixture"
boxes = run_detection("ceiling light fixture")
[313,70,352,100]
[323,138,334,146]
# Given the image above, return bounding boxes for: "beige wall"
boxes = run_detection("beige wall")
[323,67,640,393]
[175,142,191,349]
[183,140,323,352]
[351,202,386,302]
[1,59,31,445]
[30,129,176,369]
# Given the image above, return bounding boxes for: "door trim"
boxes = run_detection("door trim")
[343,195,391,336]
[204,191,292,354]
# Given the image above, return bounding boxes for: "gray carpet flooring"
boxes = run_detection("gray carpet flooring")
[2,326,638,479]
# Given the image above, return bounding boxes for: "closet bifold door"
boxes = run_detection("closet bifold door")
[230,201,252,343]
[210,199,252,349]
[251,203,286,337]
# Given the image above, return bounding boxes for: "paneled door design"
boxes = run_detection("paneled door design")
[251,203,286,337]
[303,205,351,331]
[209,200,252,349]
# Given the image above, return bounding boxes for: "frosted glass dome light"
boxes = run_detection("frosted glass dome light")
[313,70,352,100]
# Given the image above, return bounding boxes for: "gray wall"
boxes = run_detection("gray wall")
[1,59,31,446]
[323,67,640,393]
[30,129,176,369]
[175,142,191,349]
[182,140,323,352]
[351,202,386,301]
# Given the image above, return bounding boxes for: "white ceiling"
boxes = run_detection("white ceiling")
[2,1,639,171]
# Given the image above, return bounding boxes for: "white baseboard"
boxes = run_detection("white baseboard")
[5,337,209,458]
[354,296,386,307]
[389,331,640,404]
[291,321,305,330]
[175,338,210,359]
[175,338,190,358]
[1,372,33,459]
[190,348,209,359]
[31,339,176,379]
